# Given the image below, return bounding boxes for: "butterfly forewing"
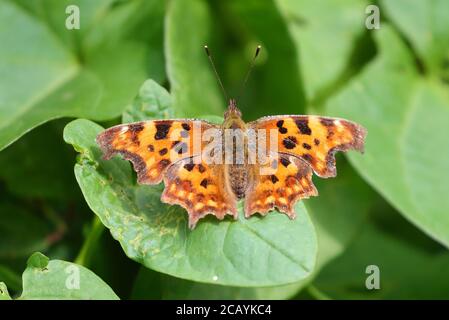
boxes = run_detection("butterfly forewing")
[96,120,217,184]
[249,115,366,178]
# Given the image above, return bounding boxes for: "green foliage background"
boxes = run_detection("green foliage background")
[0,0,448,299]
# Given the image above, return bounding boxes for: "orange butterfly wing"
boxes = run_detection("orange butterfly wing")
[245,115,366,217]
[250,115,366,177]
[96,120,237,228]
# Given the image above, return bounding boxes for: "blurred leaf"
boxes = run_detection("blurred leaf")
[0,265,21,293]
[313,211,449,299]
[223,0,306,119]
[275,0,368,102]
[64,118,317,286]
[83,0,166,85]
[381,0,449,76]
[18,252,118,299]
[0,120,77,199]
[0,282,11,300]
[326,26,449,247]
[165,0,223,117]
[0,0,163,150]
[0,201,50,259]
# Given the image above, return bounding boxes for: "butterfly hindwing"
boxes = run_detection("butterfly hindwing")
[250,115,366,178]
[245,154,317,218]
[161,157,237,229]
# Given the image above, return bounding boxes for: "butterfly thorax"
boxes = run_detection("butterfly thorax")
[223,99,248,199]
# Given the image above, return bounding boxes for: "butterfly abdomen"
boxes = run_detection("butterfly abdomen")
[228,164,248,199]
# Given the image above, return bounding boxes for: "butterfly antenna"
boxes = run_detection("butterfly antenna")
[204,45,228,101]
[237,45,261,100]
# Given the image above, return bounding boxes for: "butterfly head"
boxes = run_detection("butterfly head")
[224,99,242,119]
[223,99,244,129]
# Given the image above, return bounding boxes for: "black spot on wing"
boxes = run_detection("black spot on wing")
[280,157,291,167]
[282,136,297,149]
[295,119,312,135]
[200,179,208,188]
[154,122,171,140]
[302,143,312,150]
[159,148,168,155]
[276,120,288,134]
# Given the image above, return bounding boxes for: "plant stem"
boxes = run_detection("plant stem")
[74,216,104,267]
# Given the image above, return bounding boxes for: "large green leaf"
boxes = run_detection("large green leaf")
[275,0,368,102]
[17,252,118,299]
[381,0,449,76]
[325,26,449,247]
[0,0,163,150]
[165,0,223,117]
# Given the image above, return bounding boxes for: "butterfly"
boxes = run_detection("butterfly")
[96,99,366,229]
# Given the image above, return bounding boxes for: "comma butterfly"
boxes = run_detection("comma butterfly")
[96,47,366,229]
